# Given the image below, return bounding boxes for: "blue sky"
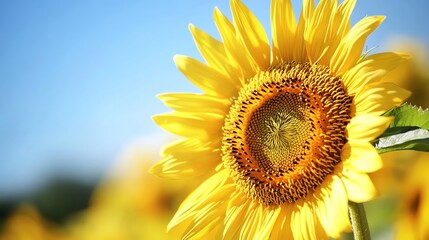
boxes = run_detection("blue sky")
[0,0,428,197]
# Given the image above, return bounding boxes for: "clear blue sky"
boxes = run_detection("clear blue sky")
[1,0,428,197]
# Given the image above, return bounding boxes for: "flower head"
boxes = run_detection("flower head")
[151,0,411,239]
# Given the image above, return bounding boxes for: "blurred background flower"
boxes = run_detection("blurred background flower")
[365,40,429,239]
[0,204,69,240]
[1,138,196,239]
[0,0,429,239]
[395,154,429,240]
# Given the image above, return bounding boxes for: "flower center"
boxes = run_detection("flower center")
[222,62,352,206]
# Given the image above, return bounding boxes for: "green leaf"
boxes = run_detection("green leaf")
[383,104,429,129]
[375,104,429,153]
[378,126,419,138]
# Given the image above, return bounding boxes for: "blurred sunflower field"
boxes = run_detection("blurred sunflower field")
[0,139,195,240]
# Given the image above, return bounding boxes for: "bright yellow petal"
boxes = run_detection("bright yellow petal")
[304,0,336,64]
[290,203,308,240]
[189,24,240,87]
[311,204,327,240]
[213,7,255,83]
[291,199,325,240]
[238,202,260,240]
[223,191,248,240]
[316,174,351,238]
[254,206,282,240]
[319,0,356,64]
[174,55,237,97]
[293,14,306,62]
[342,52,410,95]
[293,0,314,62]
[270,0,296,64]
[341,164,377,202]
[231,0,270,70]
[245,205,281,240]
[161,138,215,157]
[331,0,355,39]
[182,201,226,240]
[347,115,393,142]
[149,154,216,180]
[152,112,223,140]
[210,225,225,240]
[157,93,230,115]
[341,141,382,173]
[330,16,385,75]
[150,139,220,179]
[354,82,411,116]
[270,204,294,240]
[168,170,234,231]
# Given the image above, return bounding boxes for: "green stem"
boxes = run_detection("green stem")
[348,201,371,240]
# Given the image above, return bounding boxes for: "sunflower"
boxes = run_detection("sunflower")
[151,0,411,239]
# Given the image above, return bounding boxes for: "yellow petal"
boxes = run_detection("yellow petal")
[342,52,410,95]
[332,0,356,39]
[244,205,281,240]
[341,164,377,202]
[347,115,393,142]
[223,191,248,240]
[270,204,294,240]
[213,7,255,82]
[316,174,351,238]
[354,82,411,116]
[161,138,213,157]
[239,202,260,240]
[157,93,231,115]
[231,0,270,70]
[182,201,227,240]
[293,0,314,62]
[174,55,237,97]
[305,0,336,64]
[152,112,223,140]
[189,24,240,87]
[168,169,233,231]
[341,141,382,173]
[211,225,225,240]
[291,199,325,240]
[318,0,356,64]
[270,0,296,64]
[150,139,220,179]
[330,16,385,75]
[149,155,215,180]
